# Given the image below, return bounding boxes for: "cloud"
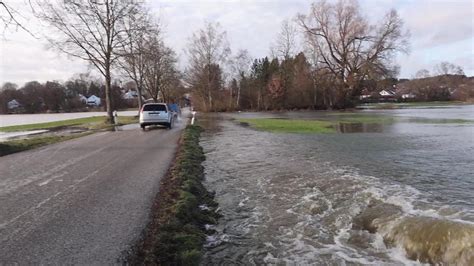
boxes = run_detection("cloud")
[398,0,473,48]
[1,0,473,86]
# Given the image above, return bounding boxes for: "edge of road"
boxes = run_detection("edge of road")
[125,123,220,265]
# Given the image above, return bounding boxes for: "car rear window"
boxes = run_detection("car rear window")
[143,104,167,111]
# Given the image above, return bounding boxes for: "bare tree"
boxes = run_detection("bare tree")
[270,19,299,108]
[230,49,251,107]
[0,1,35,36]
[34,0,143,122]
[434,61,465,76]
[186,22,231,111]
[298,0,409,107]
[271,19,298,60]
[141,36,178,103]
[415,69,431,79]
[117,5,155,113]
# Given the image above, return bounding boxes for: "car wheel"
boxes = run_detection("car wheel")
[140,124,146,130]
[168,120,173,129]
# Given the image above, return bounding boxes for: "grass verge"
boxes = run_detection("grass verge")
[128,125,219,265]
[239,118,336,133]
[0,116,138,132]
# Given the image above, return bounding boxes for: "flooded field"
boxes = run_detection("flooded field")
[200,105,474,265]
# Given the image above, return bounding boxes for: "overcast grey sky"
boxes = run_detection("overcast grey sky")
[0,0,473,86]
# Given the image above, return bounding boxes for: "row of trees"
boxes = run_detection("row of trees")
[186,0,410,111]
[0,77,128,114]
[415,62,465,79]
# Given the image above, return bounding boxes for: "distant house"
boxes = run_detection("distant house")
[78,94,87,103]
[86,95,101,106]
[401,93,416,99]
[379,89,396,97]
[7,99,20,110]
[379,89,397,102]
[359,88,372,100]
[122,90,138,100]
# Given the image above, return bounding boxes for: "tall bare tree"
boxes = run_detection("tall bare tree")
[34,0,143,122]
[271,19,298,60]
[117,6,156,113]
[230,49,251,108]
[298,0,409,107]
[142,36,178,103]
[271,19,299,108]
[186,22,231,111]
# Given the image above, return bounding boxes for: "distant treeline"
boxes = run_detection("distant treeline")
[0,79,117,114]
[0,76,189,114]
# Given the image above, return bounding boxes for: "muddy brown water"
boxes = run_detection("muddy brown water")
[200,105,474,265]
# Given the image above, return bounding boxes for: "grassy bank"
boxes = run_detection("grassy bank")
[129,125,218,265]
[0,116,138,132]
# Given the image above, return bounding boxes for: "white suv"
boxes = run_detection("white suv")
[139,103,173,129]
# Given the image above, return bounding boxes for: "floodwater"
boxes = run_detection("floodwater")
[0,110,138,127]
[200,105,474,265]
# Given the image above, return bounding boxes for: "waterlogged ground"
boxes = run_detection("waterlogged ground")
[200,105,474,265]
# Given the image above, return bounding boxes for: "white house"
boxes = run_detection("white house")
[379,89,396,97]
[122,90,138,100]
[7,99,20,109]
[87,95,101,106]
[401,93,416,99]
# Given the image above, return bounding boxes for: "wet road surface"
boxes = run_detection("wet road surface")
[0,120,186,264]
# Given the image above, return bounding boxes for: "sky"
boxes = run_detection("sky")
[0,0,473,86]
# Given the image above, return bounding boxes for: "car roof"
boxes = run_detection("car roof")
[144,103,167,105]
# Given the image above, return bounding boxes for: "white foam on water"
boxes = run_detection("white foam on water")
[238,196,250,207]
[263,252,278,264]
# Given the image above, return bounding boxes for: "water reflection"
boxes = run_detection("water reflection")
[335,123,384,133]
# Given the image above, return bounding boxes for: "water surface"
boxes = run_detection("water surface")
[201,105,474,265]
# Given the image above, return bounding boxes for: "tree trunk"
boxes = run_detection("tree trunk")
[236,85,241,109]
[105,65,113,123]
[136,84,143,115]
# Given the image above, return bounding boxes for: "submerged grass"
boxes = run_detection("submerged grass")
[239,118,336,133]
[239,113,473,134]
[129,125,219,265]
[0,116,138,132]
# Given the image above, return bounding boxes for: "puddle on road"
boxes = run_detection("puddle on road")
[0,130,49,142]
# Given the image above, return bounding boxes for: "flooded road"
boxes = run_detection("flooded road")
[200,105,474,265]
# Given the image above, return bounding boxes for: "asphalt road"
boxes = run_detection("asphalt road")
[0,117,188,264]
